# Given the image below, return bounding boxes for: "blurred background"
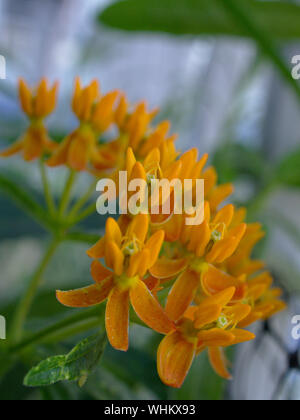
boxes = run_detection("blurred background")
[1,0,300,400]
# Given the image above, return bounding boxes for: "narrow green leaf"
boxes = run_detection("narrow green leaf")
[99,0,300,39]
[276,148,300,187]
[0,174,53,230]
[24,333,107,387]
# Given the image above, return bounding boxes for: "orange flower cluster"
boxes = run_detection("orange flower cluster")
[1,79,286,388]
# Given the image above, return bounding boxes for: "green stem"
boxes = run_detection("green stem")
[72,201,97,224]
[68,179,98,219]
[218,0,300,104]
[59,170,77,218]
[39,159,56,216]
[9,306,104,355]
[10,237,61,343]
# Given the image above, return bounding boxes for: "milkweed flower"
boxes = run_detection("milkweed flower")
[0,78,58,161]
[47,78,120,171]
[47,77,286,388]
[150,202,247,322]
[56,215,174,351]
[157,287,255,388]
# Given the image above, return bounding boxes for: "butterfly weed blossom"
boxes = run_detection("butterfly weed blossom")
[0,78,286,389]
[0,79,58,161]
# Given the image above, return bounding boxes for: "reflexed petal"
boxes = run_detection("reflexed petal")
[47,135,72,167]
[157,331,196,388]
[67,132,90,171]
[166,269,199,322]
[230,329,255,345]
[86,237,105,259]
[198,329,234,347]
[23,129,43,161]
[150,258,187,279]
[106,286,130,351]
[208,347,232,380]
[0,139,24,157]
[130,279,174,334]
[56,280,113,308]
[201,266,245,301]
[90,260,113,284]
[238,312,262,328]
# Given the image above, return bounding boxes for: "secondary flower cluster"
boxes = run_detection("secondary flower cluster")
[1,79,286,388]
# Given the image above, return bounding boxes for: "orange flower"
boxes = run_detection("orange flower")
[56,215,174,351]
[0,78,58,161]
[150,203,247,322]
[47,78,119,171]
[157,287,255,387]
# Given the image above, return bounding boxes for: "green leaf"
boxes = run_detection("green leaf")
[24,333,107,387]
[276,148,300,187]
[99,0,300,39]
[0,174,53,231]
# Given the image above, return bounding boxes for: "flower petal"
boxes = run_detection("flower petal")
[106,217,122,246]
[130,279,175,334]
[0,139,24,157]
[144,230,165,268]
[86,237,105,259]
[194,304,222,329]
[18,78,33,116]
[229,329,255,345]
[67,131,91,171]
[47,135,72,167]
[56,280,113,308]
[150,258,187,279]
[166,269,199,322]
[157,331,195,388]
[106,286,130,351]
[197,329,234,347]
[224,303,251,324]
[90,260,113,284]
[208,347,232,380]
[23,128,43,161]
[127,213,149,243]
[201,287,236,308]
[105,240,124,276]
